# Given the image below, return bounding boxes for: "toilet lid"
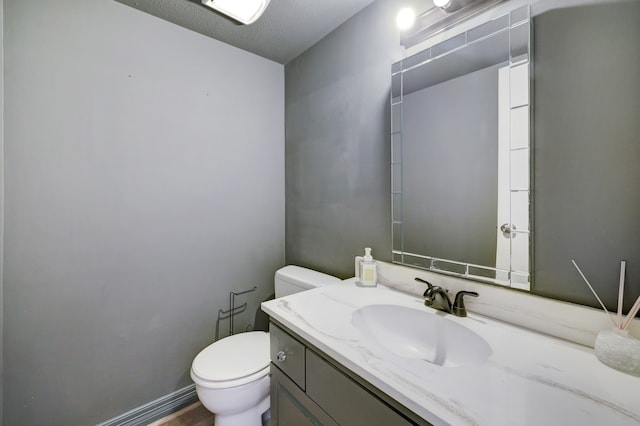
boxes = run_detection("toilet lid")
[192,331,270,382]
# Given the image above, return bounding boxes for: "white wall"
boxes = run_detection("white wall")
[3,0,284,424]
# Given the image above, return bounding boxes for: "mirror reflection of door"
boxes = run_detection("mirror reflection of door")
[496,63,530,290]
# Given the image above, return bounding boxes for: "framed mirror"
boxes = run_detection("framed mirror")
[391,6,532,289]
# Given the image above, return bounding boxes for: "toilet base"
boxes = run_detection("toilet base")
[214,395,270,426]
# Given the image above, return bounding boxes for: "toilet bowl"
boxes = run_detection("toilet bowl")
[191,331,270,426]
[191,266,341,426]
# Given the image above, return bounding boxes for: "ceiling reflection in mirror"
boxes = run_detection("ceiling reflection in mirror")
[391,6,531,289]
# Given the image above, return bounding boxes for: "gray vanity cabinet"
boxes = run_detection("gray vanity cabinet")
[269,323,428,426]
[270,361,339,426]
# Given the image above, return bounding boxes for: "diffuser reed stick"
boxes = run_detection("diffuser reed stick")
[571,259,617,328]
[622,295,640,330]
[617,261,626,328]
[572,259,639,331]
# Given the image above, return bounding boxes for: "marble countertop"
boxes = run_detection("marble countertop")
[261,280,640,426]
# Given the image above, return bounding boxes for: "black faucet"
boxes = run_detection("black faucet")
[415,277,478,317]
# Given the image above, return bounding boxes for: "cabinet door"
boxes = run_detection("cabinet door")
[306,350,417,426]
[271,363,338,426]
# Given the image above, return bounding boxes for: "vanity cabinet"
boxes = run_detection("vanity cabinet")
[269,323,429,426]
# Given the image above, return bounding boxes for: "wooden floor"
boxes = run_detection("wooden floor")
[147,402,214,426]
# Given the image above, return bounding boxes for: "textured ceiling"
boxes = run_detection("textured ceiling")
[114,0,377,64]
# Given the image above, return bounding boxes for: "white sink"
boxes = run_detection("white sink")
[352,304,492,367]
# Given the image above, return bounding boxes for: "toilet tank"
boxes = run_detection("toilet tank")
[274,266,341,298]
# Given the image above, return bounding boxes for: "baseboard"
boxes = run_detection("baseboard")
[95,384,198,426]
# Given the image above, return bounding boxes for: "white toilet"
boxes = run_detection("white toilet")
[190,265,341,426]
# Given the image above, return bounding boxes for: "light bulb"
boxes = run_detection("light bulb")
[396,8,416,30]
[433,0,451,7]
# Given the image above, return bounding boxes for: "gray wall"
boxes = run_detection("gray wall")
[285,0,409,276]
[0,0,4,421]
[532,1,640,310]
[3,0,284,424]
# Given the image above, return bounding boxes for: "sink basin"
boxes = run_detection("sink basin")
[352,304,492,367]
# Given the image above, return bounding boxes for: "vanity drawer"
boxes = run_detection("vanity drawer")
[306,350,416,426]
[270,323,306,389]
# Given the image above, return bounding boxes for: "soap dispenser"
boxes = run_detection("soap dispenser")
[357,247,377,287]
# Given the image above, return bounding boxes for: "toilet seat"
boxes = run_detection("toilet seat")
[191,331,270,389]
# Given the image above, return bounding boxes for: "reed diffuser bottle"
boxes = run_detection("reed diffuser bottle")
[573,259,640,377]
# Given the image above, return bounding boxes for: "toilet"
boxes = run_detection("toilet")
[190,265,341,426]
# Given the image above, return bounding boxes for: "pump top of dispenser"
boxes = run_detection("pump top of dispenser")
[363,247,373,261]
